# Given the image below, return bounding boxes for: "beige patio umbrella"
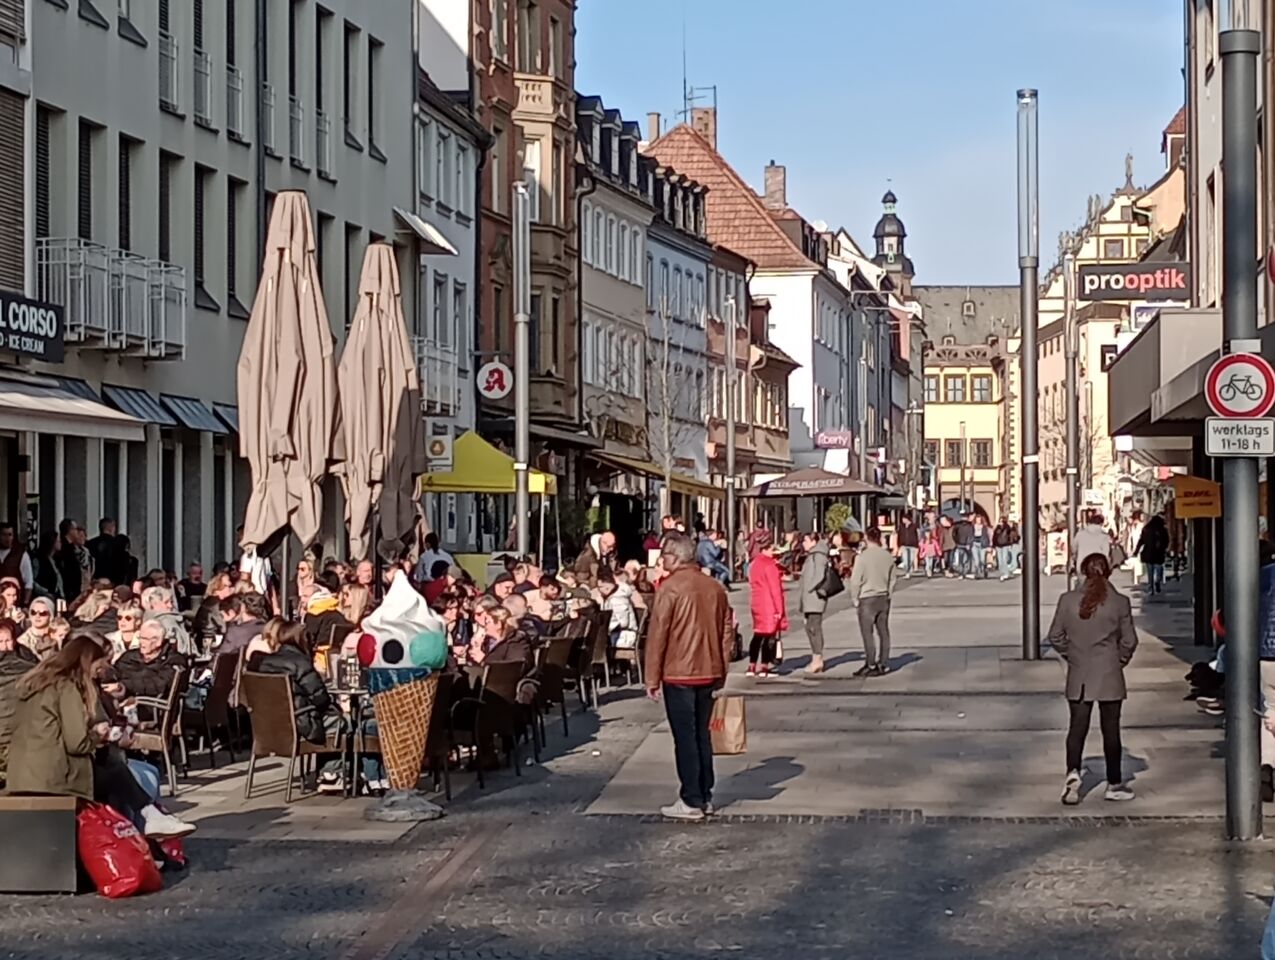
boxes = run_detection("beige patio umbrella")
[337,243,426,561]
[237,190,341,554]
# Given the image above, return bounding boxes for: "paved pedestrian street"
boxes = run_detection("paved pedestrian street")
[3,574,1271,959]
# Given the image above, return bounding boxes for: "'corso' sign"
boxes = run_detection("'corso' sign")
[0,291,64,362]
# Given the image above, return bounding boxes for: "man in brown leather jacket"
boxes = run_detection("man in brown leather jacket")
[645,533,733,821]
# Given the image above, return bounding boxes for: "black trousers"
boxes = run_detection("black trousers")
[1065,699,1124,785]
[663,683,715,808]
[748,632,777,665]
[93,753,153,815]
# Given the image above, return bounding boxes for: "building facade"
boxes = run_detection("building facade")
[25,0,420,572]
[913,286,1020,518]
[576,97,654,474]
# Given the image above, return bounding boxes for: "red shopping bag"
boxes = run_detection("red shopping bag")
[76,803,163,898]
[157,836,187,868]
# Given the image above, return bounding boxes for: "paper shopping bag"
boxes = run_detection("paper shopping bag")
[709,695,747,755]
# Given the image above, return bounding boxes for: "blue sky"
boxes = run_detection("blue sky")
[575,0,1184,285]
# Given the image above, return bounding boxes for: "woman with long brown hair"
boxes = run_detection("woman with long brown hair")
[1046,552,1139,805]
[7,635,195,837]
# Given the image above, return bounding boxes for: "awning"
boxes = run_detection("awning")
[48,377,103,403]
[420,430,557,496]
[742,465,888,498]
[213,402,239,433]
[102,384,177,426]
[393,206,459,256]
[160,394,227,434]
[590,450,724,501]
[0,372,144,442]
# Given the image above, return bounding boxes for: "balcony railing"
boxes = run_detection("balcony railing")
[315,109,333,178]
[193,48,212,125]
[159,31,179,111]
[36,238,186,360]
[226,64,244,138]
[260,82,275,153]
[413,336,461,416]
[288,95,304,164]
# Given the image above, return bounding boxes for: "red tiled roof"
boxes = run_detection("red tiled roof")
[1163,105,1185,137]
[644,126,814,271]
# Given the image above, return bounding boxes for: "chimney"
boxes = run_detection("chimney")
[646,111,661,143]
[764,160,786,210]
[691,106,717,149]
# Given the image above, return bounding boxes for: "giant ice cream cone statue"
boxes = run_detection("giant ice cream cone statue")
[357,570,448,820]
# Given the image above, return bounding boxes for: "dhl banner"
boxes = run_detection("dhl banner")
[1170,475,1221,519]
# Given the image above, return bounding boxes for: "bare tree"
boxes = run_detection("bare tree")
[647,299,706,513]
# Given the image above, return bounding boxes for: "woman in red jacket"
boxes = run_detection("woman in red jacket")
[747,532,787,678]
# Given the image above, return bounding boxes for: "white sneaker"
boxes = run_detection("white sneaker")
[702,801,715,816]
[317,769,343,794]
[1061,769,1082,806]
[660,799,706,821]
[1105,782,1135,802]
[141,805,197,839]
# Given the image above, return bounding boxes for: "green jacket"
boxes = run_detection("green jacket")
[0,652,35,781]
[5,676,96,800]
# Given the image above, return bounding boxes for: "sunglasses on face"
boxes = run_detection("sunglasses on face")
[32,610,50,618]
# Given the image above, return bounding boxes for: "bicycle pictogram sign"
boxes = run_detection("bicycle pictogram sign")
[1205,353,1275,418]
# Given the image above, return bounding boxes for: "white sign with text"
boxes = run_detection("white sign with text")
[1205,417,1275,457]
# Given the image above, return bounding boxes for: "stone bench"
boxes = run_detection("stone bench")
[0,795,79,893]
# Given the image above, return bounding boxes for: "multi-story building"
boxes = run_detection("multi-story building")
[25,0,420,571]
[643,156,713,504]
[913,286,1020,517]
[413,67,489,548]
[576,97,654,475]
[646,115,859,530]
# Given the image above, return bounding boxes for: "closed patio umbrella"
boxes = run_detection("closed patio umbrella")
[237,191,340,554]
[337,243,425,561]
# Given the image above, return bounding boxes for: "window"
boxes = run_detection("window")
[961,300,975,317]
[492,284,507,352]
[287,0,297,95]
[490,0,507,61]
[367,36,382,154]
[226,0,237,65]
[35,107,49,240]
[552,140,564,225]
[593,208,603,264]
[945,439,964,467]
[528,291,542,370]
[431,272,449,345]
[1136,237,1149,256]
[618,223,628,280]
[227,177,245,305]
[943,374,966,403]
[490,125,505,214]
[193,164,210,296]
[631,231,643,285]
[1102,238,1123,259]
[456,143,468,216]
[516,0,538,72]
[923,374,938,403]
[605,216,615,273]
[158,151,175,262]
[923,440,939,466]
[453,282,468,365]
[971,439,993,468]
[523,138,541,221]
[417,118,433,199]
[342,22,360,142]
[77,120,94,241]
[549,295,560,370]
[581,201,592,265]
[695,274,705,324]
[438,129,452,207]
[673,268,682,318]
[118,135,135,251]
[971,374,993,403]
[548,16,561,78]
[659,260,669,312]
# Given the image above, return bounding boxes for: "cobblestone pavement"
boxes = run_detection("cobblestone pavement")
[2,574,1271,960]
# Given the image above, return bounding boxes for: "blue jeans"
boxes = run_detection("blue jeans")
[969,545,988,578]
[1147,563,1165,590]
[996,546,1014,577]
[663,683,715,809]
[705,561,731,585]
[954,546,970,575]
[924,555,936,576]
[899,546,917,576]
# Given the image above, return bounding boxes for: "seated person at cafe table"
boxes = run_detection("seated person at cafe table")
[525,575,569,623]
[7,635,196,838]
[17,597,57,660]
[302,581,353,653]
[115,619,188,699]
[468,600,532,671]
[141,585,197,658]
[217,591,271,662]
[502,592,547,641]
[421,561,453,606]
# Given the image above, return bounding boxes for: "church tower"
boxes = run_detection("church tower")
[872,190,915,296]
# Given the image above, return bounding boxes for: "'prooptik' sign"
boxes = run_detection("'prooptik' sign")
[1077,262,1191,302]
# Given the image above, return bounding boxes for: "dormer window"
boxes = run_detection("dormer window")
[591,123,600,165]
[942,335,955,346]
[609,130,619,177]
[961,300,975,318]
[628,148,638,186]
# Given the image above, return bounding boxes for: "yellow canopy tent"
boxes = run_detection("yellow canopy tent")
[419,430,558,496]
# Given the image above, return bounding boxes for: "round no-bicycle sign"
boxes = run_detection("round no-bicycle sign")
[1205,352,1275,418]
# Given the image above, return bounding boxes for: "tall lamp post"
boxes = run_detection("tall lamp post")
[724,294,739,577]
[512,182,531,559]
[1064,251,1080,590]
[958,420,967,513]
[1017,88,1041,660]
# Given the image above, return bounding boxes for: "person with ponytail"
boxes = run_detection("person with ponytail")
[1046,552,1139,805]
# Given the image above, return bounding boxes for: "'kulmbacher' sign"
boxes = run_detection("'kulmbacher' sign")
[1077,262,1191,302]
[0,291,64,362]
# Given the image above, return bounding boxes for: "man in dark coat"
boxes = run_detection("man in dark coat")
[115,619,188,700]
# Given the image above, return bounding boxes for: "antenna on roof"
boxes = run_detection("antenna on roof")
[681,4,689,122]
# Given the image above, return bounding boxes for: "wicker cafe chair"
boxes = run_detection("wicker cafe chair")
[131,667,190,797]
[181,650,243,769]
[238,672,343,804]
[611,606,648,685]
[536,633,579,738]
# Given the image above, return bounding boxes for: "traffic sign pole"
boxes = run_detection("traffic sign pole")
[1220,27,1262,841]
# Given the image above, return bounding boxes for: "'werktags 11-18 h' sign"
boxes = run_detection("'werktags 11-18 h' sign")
[0,291,64,362]
[1077,262,1191,302]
